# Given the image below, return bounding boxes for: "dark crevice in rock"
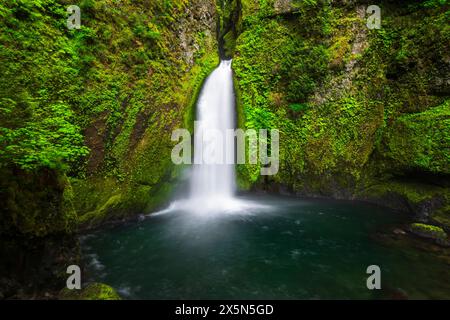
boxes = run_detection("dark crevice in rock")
[217,0,242,59]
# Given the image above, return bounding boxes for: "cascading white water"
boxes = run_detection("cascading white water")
[190,60,235,201]
[153,60,268,216]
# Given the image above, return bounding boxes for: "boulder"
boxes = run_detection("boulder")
[59,283,121,300]
[409,223,449,246]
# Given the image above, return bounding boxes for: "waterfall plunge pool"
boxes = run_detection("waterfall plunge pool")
[81,61,450,300]
[81,194,450,299]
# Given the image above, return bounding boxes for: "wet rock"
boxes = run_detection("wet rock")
[0,234,80,299]
[177,0,216,68]
[409,223,450,247]
[59,283,121,300]
[393,228,406,235]
[274,0,296,15]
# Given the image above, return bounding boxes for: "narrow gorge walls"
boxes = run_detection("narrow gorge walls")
[217,0,242,58]
[68,0,219,228]
[231,0,449,225]
[1,0,449,298]
[0,0,220,297]
[1,0,219,230]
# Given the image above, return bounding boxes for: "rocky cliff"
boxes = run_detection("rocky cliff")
[0,0,449,298]
[231,0,449,227]
[0,0,218,298]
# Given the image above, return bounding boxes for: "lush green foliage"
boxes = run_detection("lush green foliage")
[233,0,449,221]
[1,0,449,230]
[0,0,89,170]
[384,100,450,174]
[0,0,218,228]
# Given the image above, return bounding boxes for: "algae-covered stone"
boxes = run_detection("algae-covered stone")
[431,206,450,230]
[59,283,121,300]
[410,223,448,245]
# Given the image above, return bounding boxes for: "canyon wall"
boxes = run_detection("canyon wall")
[231,0,449,227]
[0,0,218,297]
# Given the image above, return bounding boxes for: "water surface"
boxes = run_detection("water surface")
[81,195,450,299]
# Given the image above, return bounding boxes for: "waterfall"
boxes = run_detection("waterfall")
[153,60,267,216]
[190,60,235,201]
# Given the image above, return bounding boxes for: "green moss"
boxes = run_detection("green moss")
[0,0,220,230]
[410,223,447,240]
[432,206,450,228]
[289,103,309,113]
[232,0,449,215]
[223,30,237,58]
[79,194,122,226]
[71,82,215,227]
[382,100,450,174]
[0,167,77,237]
[59,282,121,300]
[183,52,220,133]
[363,181,441,205]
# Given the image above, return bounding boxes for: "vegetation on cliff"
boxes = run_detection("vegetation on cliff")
[0,0,449,299]
[0,0,218,298]
[231,0,449,227]
[59,282,121,300]
[0,0,219,232]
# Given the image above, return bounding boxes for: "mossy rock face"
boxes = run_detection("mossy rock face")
[59,283,121,300]
[232,0,449,221]
[410,223,449,246]
[0,1,218,298]
[0,0,219,230]
[217,0,241,59]
[431,206,450,231]
[0,167,76,237]
[381,101,450,175]
[0,234,80,299]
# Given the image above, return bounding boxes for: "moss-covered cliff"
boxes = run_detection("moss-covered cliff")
[1,0,218,229]
[1,0,449,298]
[0,0,218,297]
[231,0,449,226]
[63,0,219,229]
